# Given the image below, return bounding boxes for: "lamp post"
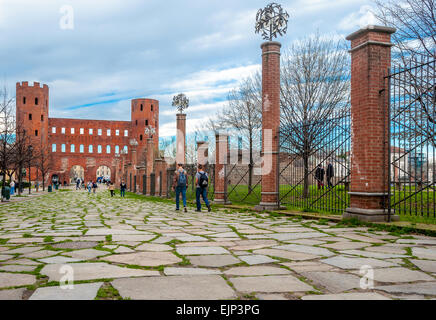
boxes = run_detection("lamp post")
[27,145,33,195]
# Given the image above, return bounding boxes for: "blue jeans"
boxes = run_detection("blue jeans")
[196,187,210,210]
[175,186,187,209]
[10,187,14,195]
[120,189,125,197]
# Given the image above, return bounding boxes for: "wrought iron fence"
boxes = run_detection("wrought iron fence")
[387,55,436,219]
[278,109,351,214]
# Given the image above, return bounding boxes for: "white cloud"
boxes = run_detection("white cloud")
[338,5,379,31]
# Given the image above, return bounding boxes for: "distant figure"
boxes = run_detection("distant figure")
[76,178,81,190]
[326,162,334,188]
[10,181,15,196]
[92,181,98,193]
[87,181,92,193]
[120,181,127,198]
[195,164,211,212]
[173,163,188,212]
[35,181,39,192]
[315,164,325,190]
[109,183,115,197]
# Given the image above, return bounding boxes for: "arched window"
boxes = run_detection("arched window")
[89,145,93,153]
[115,145,120,154]
[35,97,39,105]
[140,134,143,141]
[61,144,66,153]
[28,114,32,120]
[35,130,38,137]
[140,104,143,111]
[98,145,102,153]
[41,115,44,121]
[135,120,138,125]
[106,145,111,154]
[123,145,128,153]
[71,144,75,153]
[145,120,148,126]
[23,97,26,104]
[151,104,153,111]
[80,145,84,153]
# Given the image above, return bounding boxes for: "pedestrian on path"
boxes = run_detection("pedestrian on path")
[120,181,127,198]
[35,181,39,192]
[92,181,98,194]
[326,162,334,188]
[195,164,211,212]
[109,183,115,197]
[87,181,92,193]
[10,181,15,196]
[173,163,188,212]
[315,164,325,190]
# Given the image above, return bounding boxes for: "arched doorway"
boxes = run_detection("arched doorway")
[96,166,111,183]
[70,165,85,184]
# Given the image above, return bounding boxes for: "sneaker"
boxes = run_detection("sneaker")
[208,205,211,212]
[184,207,187,212]
[195,209,201,212]
[175,208,180,211]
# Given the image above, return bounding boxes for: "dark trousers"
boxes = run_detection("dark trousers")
[316,179,324,189]
[110,190,115,197]
[120,189,125,197]
[327,177,333,188]
[196,187,210,211]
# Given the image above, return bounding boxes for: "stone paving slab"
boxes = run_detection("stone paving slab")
[301,271,362,293]
[224,266,291,276]
[135,243,173,251]
[410,259,436,273]
[273,244,335,257]
[188,255,241,267]
[29,282,103,300]
[0,288,26,300]
[0,273,36,288]
[176,246,230,255]
[238,254,278,265]
[350,267,434,283]
[321,256,398,270]
[230,275,314,293]
[164,267,221,275]
[40,262,160,281]
[112,275,237,300]
[412,247,436,260]
[376,282,436,295]
[320,242,371,251]
[302,292,390,300]
[103,252,182,267]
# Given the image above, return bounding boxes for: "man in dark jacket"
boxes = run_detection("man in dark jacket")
[326,162,334,188]
[314,164,325,190]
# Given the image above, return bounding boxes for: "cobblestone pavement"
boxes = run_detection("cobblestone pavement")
[0,188,435,300]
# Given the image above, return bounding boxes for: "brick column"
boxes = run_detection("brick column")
[255,41,281,211]
[343,25,398,222]
[176,113,186,165]
[197,141,209,166]
[214,132,231,204]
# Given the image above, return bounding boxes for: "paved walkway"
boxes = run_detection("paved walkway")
[0,188,435,300]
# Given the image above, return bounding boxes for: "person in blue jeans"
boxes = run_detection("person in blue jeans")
[120,181,127,198]
[195,164,211,212]
[173,163,188,212]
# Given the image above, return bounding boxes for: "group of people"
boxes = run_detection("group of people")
[314,162,335,189]
[172,163,211,213]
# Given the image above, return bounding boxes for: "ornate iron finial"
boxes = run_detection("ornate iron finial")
[172,93,189,114]
[255,3,289,41]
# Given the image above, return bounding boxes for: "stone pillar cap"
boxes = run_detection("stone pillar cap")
[346,25,396,41]
[261,41,282,49]
[176,113,187,118]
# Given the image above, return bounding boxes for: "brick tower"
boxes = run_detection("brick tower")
[131,98,159,164]
[16,81,49,152]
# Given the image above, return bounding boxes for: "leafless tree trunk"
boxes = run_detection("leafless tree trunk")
[280,33,350,198]
[0,85,15,201]
[34,141,52,191]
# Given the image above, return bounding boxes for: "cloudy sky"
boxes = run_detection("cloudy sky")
[0,0,378,138]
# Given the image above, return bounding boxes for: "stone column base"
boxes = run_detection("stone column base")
[213,199,232,205]
[254,202,285,212]
[343,207,399,222]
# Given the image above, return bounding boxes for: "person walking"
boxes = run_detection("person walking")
[35,181,39,192]
[76,178,80,190]
[87,181,92,193]
[10,180,15,196]
[173,163,188,212]
[326,162,334,188]
[92,181,98,194]
[314,164,325,190]
[109,183,115,197]
[120,181,127,198]
[195,164,211,212]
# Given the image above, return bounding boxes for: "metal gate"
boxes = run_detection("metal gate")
[387,55,435,219]
[278,109,351,213]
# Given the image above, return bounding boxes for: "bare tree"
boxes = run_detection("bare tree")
[11,123,32,195]
[0,85,16,201]
[34,141,52,191]
[216,75,262,191]
[374,0,435,60]
[280,33,350,198]
[374,0,435,149]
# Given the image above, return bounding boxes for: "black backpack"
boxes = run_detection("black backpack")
[199,172,208,188]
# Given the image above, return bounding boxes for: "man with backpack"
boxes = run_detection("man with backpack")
[173,163,188,212]
[120,180,127,198]
[195,164,211,212]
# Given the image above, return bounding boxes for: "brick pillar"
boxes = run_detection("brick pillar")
[197,141,209,166]
[214,132,231,204]
[343,25,398,222]
[255,41,281,211]
[146,137,154,195]
[176,113,186,165]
